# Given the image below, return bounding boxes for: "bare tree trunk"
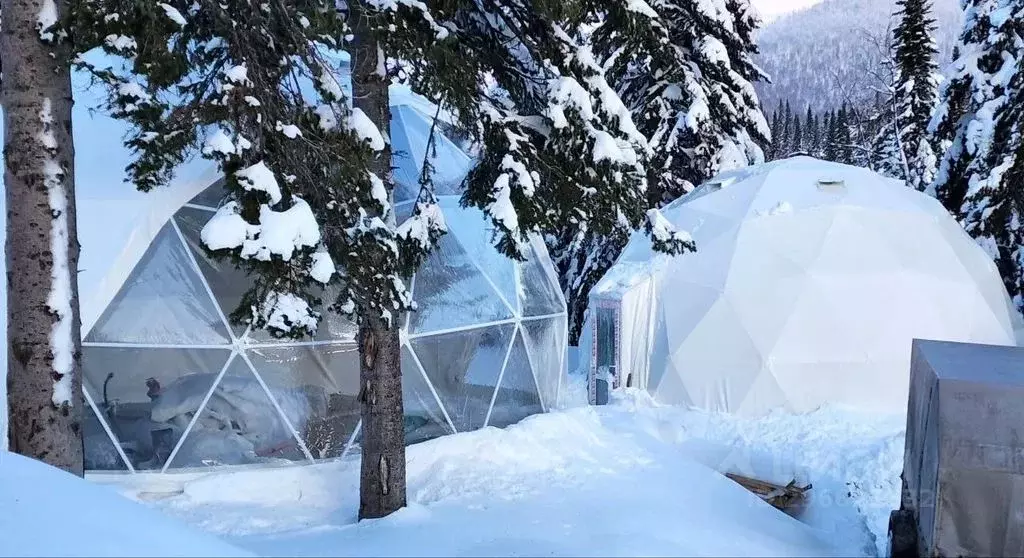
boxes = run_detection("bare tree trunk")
[350,1,407,520]
[2,0,84,474]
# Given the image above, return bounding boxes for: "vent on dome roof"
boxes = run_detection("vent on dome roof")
[816,178,846,193]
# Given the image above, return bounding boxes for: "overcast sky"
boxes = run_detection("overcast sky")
[751,0,824,21]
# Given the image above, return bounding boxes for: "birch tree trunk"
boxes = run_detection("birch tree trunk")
[350,1,407,520]
[2,0,84,474]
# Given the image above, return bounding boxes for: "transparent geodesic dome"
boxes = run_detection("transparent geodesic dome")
[80,185,567,473]
[75,89,567,473]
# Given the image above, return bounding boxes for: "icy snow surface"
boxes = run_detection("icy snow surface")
[94,377,904,557]
[0,451,250,557]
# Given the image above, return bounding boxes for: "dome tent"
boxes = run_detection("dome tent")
[582,157,1020,417]
[0,76,567,472]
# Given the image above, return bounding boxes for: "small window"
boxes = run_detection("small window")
[817,178,846,193]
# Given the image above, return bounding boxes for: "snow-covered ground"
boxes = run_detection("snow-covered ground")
[82,375,905,558]
[0,451,250,557]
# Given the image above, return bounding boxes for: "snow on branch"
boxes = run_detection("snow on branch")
[645,208,696,255]
[201,198,321,262]
[349,108,387,151]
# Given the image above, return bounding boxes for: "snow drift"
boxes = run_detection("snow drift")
[0,451,248,557]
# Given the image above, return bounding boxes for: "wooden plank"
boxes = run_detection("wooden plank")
[724,472,811,512]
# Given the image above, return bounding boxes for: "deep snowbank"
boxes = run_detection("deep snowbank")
[89,380,905,557]
[0,451,249,557]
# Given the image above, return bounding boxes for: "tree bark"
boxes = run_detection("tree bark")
[350,1,407,520]
[2,0,84,474]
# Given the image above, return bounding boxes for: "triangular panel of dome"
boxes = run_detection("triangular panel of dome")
[166,356,310,469]
[82,399,129,471]
[441,201,518,315]
[390,105,472,204]
[517,239,565,318]
[187,180,229,209]
[176,208,358,342]
[245,343,360,460]
[401,344,455,445]
[486,329,542,428]
[86,222,231,344]
[521,316,566,410]
[80,345,232,470]
[409,323,515,432]
[174,208,250,337]
[409,231,514,334]
[346,344,458,454]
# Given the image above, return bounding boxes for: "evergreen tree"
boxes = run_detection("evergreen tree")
[781,100,793,155]
[553,0,767,340]
[835,105,854,164]
[768,102,784,160]
[792,113,803,154]
[871,110,907,178]
[930,0,1024,309]
[893,0,940,190]
[822,110,838,161]
[806,106,818,155]
[3,0,84,474]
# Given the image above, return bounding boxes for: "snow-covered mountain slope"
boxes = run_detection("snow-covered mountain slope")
[755,0,963,112]
[752,0,825,22]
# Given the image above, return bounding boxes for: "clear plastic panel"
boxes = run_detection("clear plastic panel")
[246,344,360,460]
[410,323,514,431]
[83,402,129,471]
[443,203,518,315]
[518,241,565,318]
[174,208,251,337]
[345,345,455,455]
[86,223,231,344]
[80,346,231,470]
[167,356,308,469]
[487,330,542,428]
[401,344,455,444]
[187,180,229,209]
[522,316,566,409]
[410,232,513,334]
[176,208,359,342]
[390,106,471,203]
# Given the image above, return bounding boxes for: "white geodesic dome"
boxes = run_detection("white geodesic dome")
[584,157,1021,417]
[0,72,567,471]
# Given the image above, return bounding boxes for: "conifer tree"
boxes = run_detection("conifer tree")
[893,0,940,190]
[835,105,854,164]
[552,0,767,340]
[806,106,818,155]
[930,0,1024,309]
[792,113,803,154]
[3,0,84,474]
[822,110,838,161]
[781,100,793,155]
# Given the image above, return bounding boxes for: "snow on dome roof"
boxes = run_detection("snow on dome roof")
[590,156,1021,417]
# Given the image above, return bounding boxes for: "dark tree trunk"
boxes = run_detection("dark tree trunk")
[2,0,85,474]
[350,1,407,520]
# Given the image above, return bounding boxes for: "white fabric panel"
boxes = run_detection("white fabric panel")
[617,276,653,390]
[591,157,1021,417]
